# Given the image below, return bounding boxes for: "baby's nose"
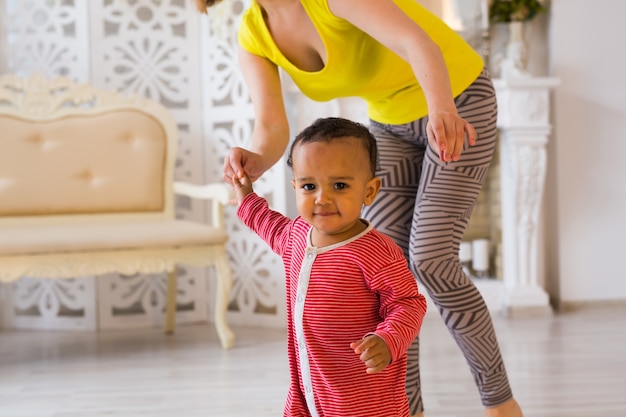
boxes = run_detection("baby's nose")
[315,188,332,204]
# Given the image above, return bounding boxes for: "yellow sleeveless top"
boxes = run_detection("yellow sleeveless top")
[237,0,484,125]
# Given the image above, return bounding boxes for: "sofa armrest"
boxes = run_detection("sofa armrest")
[173,182,233,204]
[173,182,234,229]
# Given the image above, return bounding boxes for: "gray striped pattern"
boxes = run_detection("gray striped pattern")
[362,70,513,414]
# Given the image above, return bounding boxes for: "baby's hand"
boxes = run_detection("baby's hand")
[350,334,391,374]
[231,171,254,204]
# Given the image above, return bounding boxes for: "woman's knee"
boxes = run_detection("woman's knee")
[410,254,472,292]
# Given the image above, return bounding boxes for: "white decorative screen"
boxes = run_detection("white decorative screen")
[2,0,89,80]
[0,0,287,330]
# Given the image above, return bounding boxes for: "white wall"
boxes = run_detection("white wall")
[546,0,626,304]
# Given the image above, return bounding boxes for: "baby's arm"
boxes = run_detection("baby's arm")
[368,255,427,364]
[234,174,294,256]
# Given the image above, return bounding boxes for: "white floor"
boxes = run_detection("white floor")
[1,307,625,417]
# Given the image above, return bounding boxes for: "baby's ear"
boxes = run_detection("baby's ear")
[363,177,381,206]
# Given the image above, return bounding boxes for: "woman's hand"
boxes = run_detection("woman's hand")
[222,147,266,185]
[426,110,477,162]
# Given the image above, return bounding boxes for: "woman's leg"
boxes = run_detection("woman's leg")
[409,72,515,408]
[364,122,425,415]
[364,71,519,415]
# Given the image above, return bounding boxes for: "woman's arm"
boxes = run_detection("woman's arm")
[328,0,476,162]
[222,46,291,184]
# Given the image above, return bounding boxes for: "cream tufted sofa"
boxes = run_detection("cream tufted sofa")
[0,73,235,349]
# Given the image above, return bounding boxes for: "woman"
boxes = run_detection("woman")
[199,0,524,415]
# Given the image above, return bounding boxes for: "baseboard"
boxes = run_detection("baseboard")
[556,299,626,313]
[502,304,553,318]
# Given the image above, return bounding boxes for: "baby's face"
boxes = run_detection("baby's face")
[290,137,380,245]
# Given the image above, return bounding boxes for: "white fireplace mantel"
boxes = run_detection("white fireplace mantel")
[493,76,561,316]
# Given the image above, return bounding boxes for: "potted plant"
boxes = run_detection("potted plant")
[489,0,547,78]
[489,0,545,23]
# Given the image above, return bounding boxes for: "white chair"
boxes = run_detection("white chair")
[0,73,235,349]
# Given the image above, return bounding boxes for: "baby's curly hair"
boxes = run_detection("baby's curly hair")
[287,117,379,178]
[194,0,223,13]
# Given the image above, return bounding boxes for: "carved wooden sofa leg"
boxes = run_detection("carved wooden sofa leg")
[214,252,235,349]
[165,268,178,335]
[164,259,234,350]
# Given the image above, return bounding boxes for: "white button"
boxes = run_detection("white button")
[307,253,313,259]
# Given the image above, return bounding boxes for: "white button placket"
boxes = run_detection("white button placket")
[295,247,319,417]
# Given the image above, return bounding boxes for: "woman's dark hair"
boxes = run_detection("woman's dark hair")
[287,117,379,178]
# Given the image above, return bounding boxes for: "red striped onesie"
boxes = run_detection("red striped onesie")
[237,193,427,417]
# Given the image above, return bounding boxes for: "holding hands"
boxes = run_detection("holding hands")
[223,147,267,186]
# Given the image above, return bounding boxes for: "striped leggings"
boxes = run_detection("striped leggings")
[362,69,513,414]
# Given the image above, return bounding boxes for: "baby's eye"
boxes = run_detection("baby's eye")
[302,184,316,191]
[334,182,348,190]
